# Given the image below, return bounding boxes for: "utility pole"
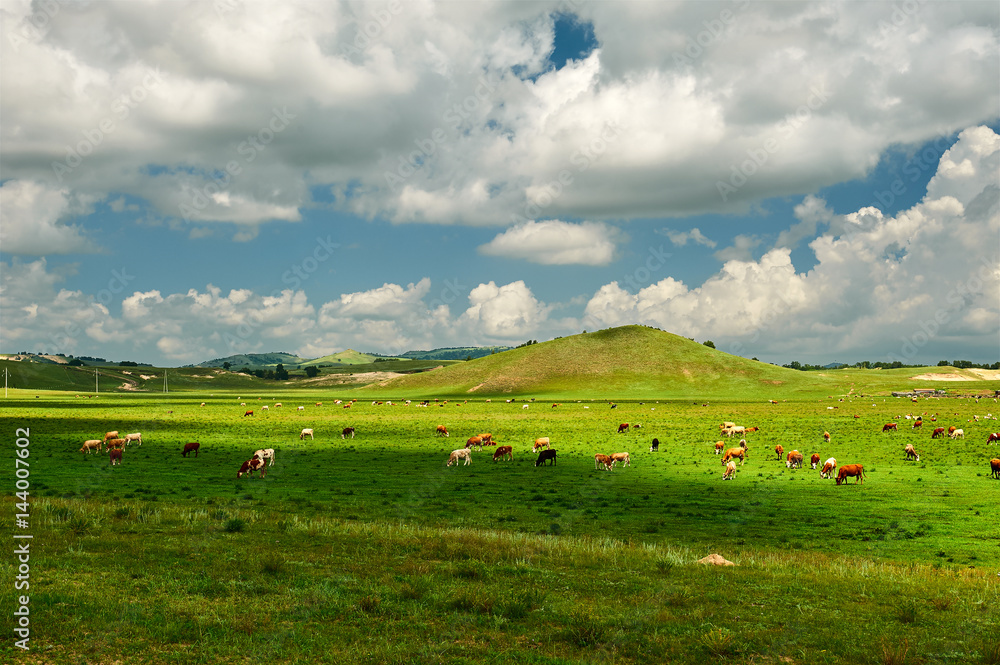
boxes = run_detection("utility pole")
[95,368,99,394]
[163,369,168,394]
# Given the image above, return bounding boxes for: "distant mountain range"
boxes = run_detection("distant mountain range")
[191,346,513,369]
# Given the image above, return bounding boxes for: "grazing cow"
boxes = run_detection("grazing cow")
[181,442,200,457]
[722,448,745,466]
[435,425,449,437]
[775,444,784,460]
[950,429,964,439]
[532,437,551,452]
[244,410,254,417]
[275,403,282,408]
[739,438,749,451]
[991,459,1000,479]
[106,438,126,450]
[297,406,305,411]
[237,457,266,478]
[931,427,946,438]
[715,441,725,455]
[632,423,643,430]
[478,433,493,445]
[820,458,837,479]
[102,431,119,443]
[882,423,897,433]
[617,423,629,433]
[109,448,123,466]
[522,405,529,410]
[904,444,919,461]
[723,460,737,480]
[745,426,759,433]
[124,432,142,446]
[316,402,322,407]
[650,438,659,452]
[342,427,355,439]
[947,425,957,435]
[300,428,314,440]
[594,453,613,471]
[823,431,831,443]
[253,448,275,466]
[720,421,736,430]
[493,445,513,462]
[786,451,804,469]
[810,453,821,469]
[610,452,631,467]
[835,464,865,485]
[80,439,102,454]
[987,432,1000,444]
[912,420,922,429]
[262,405,268,411]
[535,449,558,466]
[447,449,472,466]
[727,426,747,438]
[466,436,483,451]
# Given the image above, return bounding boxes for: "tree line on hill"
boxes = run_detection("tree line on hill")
[781,359,999,371]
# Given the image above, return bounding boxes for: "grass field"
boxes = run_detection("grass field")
[2,387,999,663]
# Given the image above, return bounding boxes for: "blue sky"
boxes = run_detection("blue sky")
[2,1,998,367]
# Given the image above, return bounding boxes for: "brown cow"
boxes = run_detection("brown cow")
[823,431,831,442]
[775,444,784,460]
[109,448,122,466]
[478,433,493,445]
[911,420,922,429]
[947,425,957,435]
[102,431,119,443]
[810,453,821,469]
[835,464,865,485]
[532,437,550,452]
[106,438,126,450]
[493,445,513,462]
[882,423,897,432]
[181,442,200,457]
[617,423,629,433]
[594,453,613,471]
[722,460,737,480]
[244,410,253,417]
[904,444,919,461]
[80,439,102,454]
[991,459,1000,479]
[610,452,631,467]
[715,441,725,455]
[931,427,946,438]
[785,450,803,469]
[466,436,483,451]
[722,448,745,466]
[435,425,449,437]
[535,449,557,466]
[342,427,355,439]
[987,432,1000,444]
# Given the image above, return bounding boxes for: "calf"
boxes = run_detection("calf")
[447,449,472,467]
[532,437,550,452]
[109,448,123,466]
[823,431,831,442]
[882,423,897,433]
[300,428,314,440]
[904,443,920,461]
[835,464,865,485]
[722,460,737,480]
[535,449,557,466]
[931,427,946,438]
[493,445,513,462]
[820,458,837,479]
[991,458,1000,480]
[810,453,821,469]
[80,439,102,454]
[594,453,613,471]
[181,442,200,457]
[435,425,449,437]
[610,452,631,468]
[342,427,355,439]
[775,444,784,460]
[617,423,629,433]
[649,438,659,452]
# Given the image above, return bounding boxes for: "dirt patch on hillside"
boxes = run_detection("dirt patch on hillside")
[911,369,1000,381]
[302,371,406,387]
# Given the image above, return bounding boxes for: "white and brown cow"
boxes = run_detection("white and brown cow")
[493,445,513,462]
[253,448,275,466]
[594,453,613,471]
[820,457,837,479]
[610,452,631,468]
[904,443,920,461]
[532,437,550,452]
[723,460,737,480]
[447,449,472,467]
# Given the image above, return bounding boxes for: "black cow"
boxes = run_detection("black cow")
[535,449,557,467]
[650,438,659,452]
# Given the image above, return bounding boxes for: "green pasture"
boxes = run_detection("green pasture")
[2,390,999,663]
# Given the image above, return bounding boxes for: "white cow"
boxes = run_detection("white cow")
[723,460,737,480]
[124,433,142,446]
[253,448,275,466]
[950,428,964,439]
[447,449,472,466]
[300,428,314,440]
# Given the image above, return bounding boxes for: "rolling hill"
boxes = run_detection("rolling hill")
[193,352,309,368]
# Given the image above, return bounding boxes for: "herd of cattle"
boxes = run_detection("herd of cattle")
[79,400,1000,482]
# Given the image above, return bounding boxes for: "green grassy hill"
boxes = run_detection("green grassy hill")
[300,349,384,366]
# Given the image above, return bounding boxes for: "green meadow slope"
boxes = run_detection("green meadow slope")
[367,326,830,399]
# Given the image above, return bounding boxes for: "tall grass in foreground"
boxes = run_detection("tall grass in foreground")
[3,497,996,664]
